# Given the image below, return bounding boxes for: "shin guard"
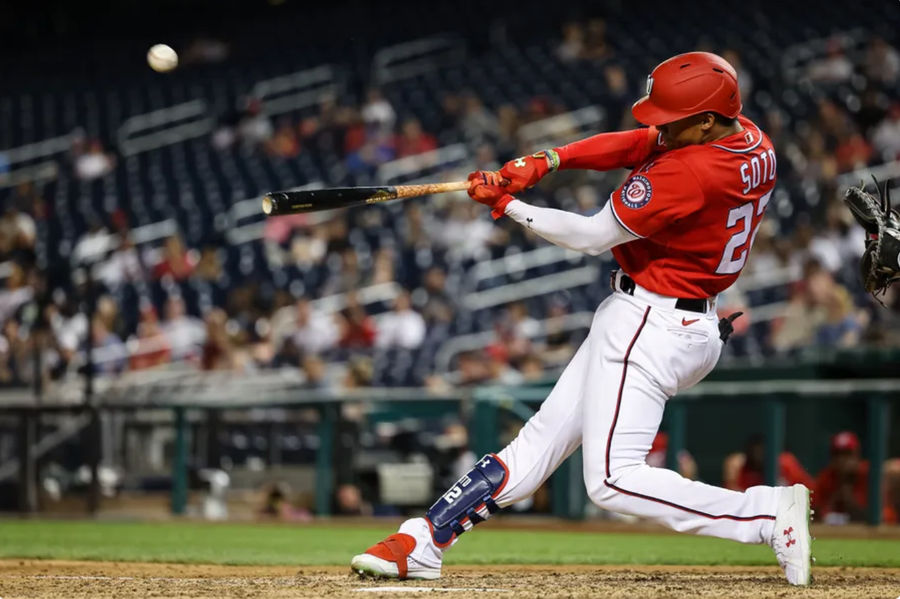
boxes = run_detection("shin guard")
[425,454,509,547]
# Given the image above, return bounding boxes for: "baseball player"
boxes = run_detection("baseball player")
[351,52,812,586]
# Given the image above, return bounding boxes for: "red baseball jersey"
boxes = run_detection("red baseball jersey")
[609,116,776,298]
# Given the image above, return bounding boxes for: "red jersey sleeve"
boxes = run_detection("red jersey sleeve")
[609,156,704,238]
[556,127,664,172]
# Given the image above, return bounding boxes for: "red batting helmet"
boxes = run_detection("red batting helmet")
[631,52,742,126]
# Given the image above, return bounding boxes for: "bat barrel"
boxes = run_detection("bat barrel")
[261,193,291,215]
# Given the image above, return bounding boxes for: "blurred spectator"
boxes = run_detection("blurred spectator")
[456,350,492,386]
[460,92,499,145]
[602,64,631,128]
[267,120,301,158]
[73,139,115,181]
[47,292,87,367]
[288,298,338,356]
[864,37,900,86]
[556,22,585,62]
[160,295,205,361]
[0,263,33,324]
[486,346,524,385]
[871,104,900,162]
[0,206,36,258]
[647,432,698,480]
[89,316,126,375]
[376,290,426,350]
[248,318,276,369]
[152,235,196,281]
[885,459,900,525]
[541,300,576,365]
[368,247,396,287]
[258,481,311,521]
[343,356,374,389]
[361,88,396,132]
[582,18,611,61]
[437,201,498,261]
[771,260,863,352]
[509,301,540,340]
[723,434,814,491]
[417,266,456,325]
[396,118,437,157]
[518,353,545,381]
[128,307,171,370]
[96,234,143,289]
[806,38,853,83]
[813,431,883,524]
[0,319,27,385]
[301,353,330,389]
[337,293,376,349]
[193,246,223,282]
[201,308,234,370]
[834,128,873,173]
[72,221,110,266]
[722,49,753,103]
[439,93,463,135]
[182,37,230,65]
[237,98,274,147]
[335,483,370,516]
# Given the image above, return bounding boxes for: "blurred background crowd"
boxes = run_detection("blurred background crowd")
[2,7,899,393]
[0,0,898,520]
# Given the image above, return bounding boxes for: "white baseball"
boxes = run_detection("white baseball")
[147,44,178,73]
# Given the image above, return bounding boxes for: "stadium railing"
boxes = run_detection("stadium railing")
[2,367,896,523]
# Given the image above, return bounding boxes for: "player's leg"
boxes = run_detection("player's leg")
[351,319,596,579]
[579,298,810,584]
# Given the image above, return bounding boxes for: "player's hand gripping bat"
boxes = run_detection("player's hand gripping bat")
[261,181,471,215]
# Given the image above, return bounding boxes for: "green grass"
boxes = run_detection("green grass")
[0,520,897,567]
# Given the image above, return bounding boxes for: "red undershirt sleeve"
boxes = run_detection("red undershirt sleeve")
[554,127,664,172]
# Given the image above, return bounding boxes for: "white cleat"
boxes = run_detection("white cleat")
[350,519,442,580]
[770,484,813,585]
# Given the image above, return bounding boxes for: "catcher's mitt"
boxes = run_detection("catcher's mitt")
[844,178,900,297]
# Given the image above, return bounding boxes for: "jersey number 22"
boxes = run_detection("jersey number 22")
[716,189,773,275]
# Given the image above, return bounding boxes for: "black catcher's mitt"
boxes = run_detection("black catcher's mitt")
[844,178,900,297]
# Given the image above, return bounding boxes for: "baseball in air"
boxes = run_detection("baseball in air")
[147,44,178,72]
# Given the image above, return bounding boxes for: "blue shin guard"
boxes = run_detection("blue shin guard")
[425,454,509,546]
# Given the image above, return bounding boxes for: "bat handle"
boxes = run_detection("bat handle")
[393,180,471,199]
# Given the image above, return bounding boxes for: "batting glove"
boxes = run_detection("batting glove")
[498,149,560,193]
[467,172,516,219]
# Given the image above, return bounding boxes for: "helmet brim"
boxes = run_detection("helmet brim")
[631,96,690,126]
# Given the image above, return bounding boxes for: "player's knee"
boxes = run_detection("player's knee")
[585,462,644,507]
[425,453,510,546]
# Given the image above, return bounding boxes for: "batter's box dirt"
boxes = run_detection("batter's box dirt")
[1,561,898,598]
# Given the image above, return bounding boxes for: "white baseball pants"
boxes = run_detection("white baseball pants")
[494,287,779,544]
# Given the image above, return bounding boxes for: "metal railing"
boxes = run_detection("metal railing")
[435,310,595,372]
[0,130,79,189]
[118,100,214,156]
[837,160,900,190]
[251,65,342,118]
[462,265,599,311]
[372,36,466,85]
[464,245,589,294]
[377,143,470,185]
[517,105,606,151]
[781,28,867,81]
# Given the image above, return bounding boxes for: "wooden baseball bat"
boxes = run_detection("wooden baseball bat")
[261,181,471,215]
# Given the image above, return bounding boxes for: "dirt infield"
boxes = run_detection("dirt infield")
[1,561,898,598]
